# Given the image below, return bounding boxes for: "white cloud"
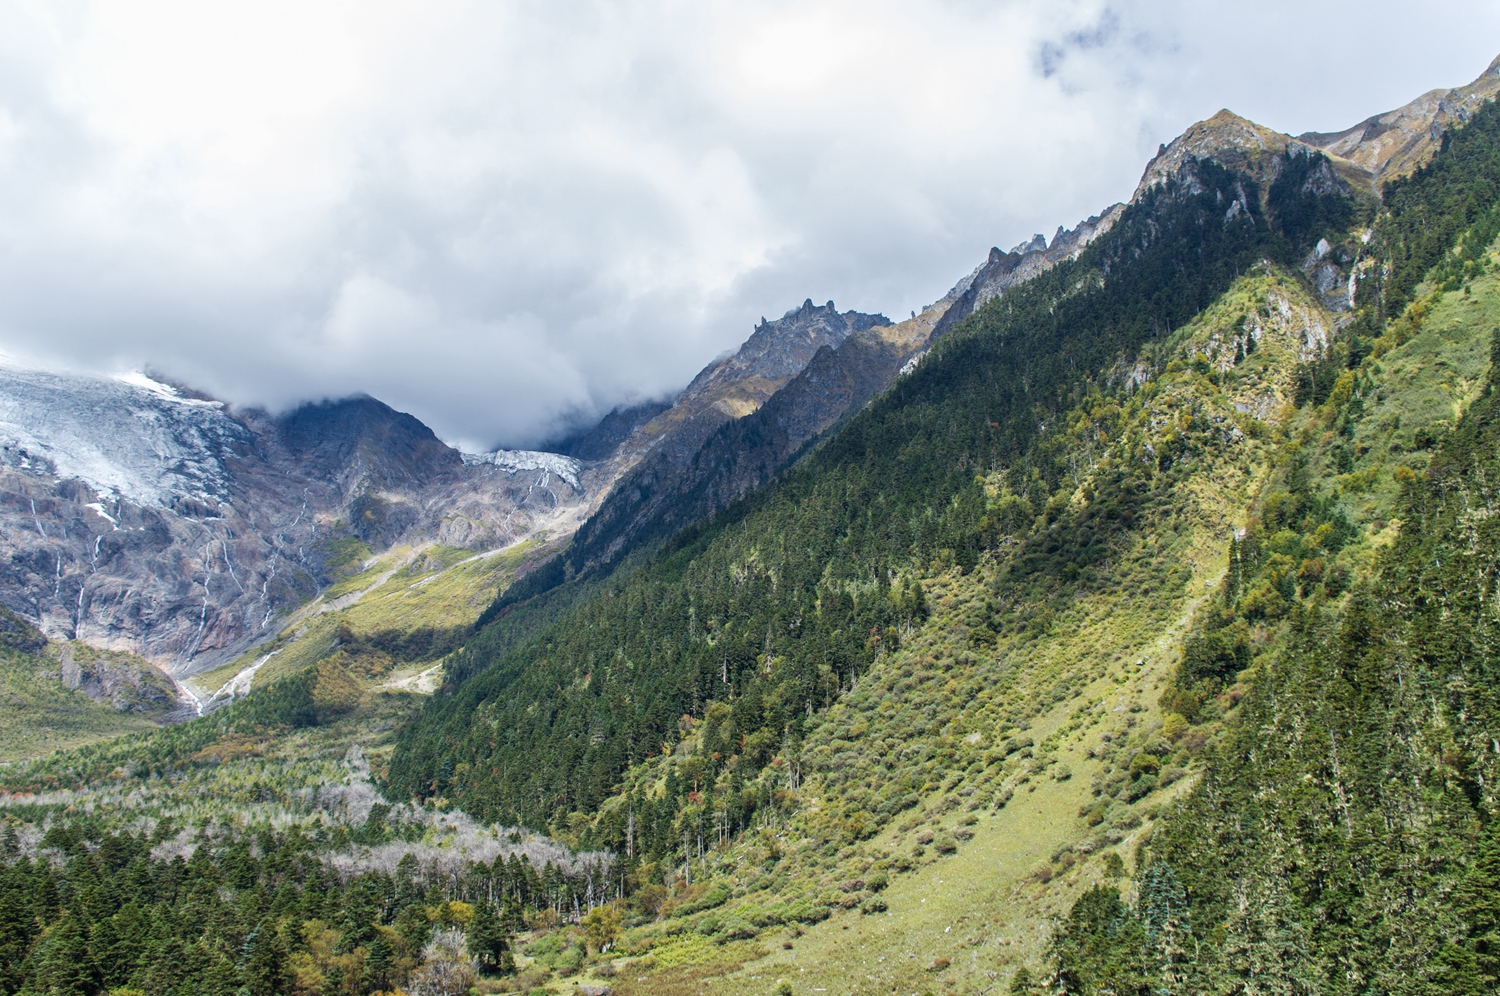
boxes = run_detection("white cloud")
[0,0,1494,448]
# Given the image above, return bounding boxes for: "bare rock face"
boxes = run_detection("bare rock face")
[0,363,592,675]
[1299,53,1500,189]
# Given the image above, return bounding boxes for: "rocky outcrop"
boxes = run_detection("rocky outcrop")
[51,641,180,717]
[931,207,1125,339]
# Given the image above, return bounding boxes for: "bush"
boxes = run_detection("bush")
[714,916,758,942]
[750,906,787,927]
[859,896,889,915]
[783,898,830,924]
[673,883,731,917]
[1124,773,1158,802]
[877,792,919,817]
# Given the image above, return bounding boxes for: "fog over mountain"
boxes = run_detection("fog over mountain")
[0,0,1495,449]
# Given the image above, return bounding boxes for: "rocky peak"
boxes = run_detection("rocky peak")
[683,299,891,403]
[1133,109,1310,200]
[274,395,463,493]
[1010,233,1048,255]
[931,205,1125,339]
[1298,53,1500,187]
[601,300,892,473]
[1136,53,1500,201]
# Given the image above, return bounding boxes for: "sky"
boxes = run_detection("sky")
[0,1,1496,450]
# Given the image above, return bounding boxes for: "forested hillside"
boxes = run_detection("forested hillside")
[0,674,617,996]
[1050,99,1500,995]
[389,150,1338,829]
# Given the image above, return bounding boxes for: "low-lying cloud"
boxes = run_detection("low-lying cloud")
[0,0,1493,449]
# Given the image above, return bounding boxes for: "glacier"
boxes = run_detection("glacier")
[462,448,582,490]
[0,359,247,509]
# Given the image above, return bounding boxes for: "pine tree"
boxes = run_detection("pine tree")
[240,918,289,996]
[30,911,99,996]
[466,899,513,974]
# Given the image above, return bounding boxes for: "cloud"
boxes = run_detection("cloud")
[0,0,1493,448]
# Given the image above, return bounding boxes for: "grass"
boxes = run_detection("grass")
[1333,264,1500,522]
[0,640,173,763]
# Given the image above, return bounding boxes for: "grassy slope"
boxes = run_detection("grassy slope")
[485,267,1353,994]
[0,660,158,763]
[0,614,177,762]
[189,539,540,701]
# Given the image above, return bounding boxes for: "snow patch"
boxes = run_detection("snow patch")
[462,448,581,489]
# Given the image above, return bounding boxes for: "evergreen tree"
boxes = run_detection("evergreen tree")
[239,918,288,996]
[466,900,513,975]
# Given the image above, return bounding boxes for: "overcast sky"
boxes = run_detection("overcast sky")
[0,1,1495,450]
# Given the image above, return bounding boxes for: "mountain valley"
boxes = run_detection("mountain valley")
[2,52,1500,996]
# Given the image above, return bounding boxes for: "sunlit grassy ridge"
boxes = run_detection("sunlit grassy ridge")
[503,241,1499,995]
[1040,104,1500,992]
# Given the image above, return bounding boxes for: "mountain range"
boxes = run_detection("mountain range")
[1,49,1500,996]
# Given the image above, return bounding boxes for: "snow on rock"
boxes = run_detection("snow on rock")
[461,448,581,489]
[0,359,246,508]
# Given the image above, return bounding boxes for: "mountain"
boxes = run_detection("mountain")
[561,301,930,573]
[0,298,922,697]
[3,52,1500,996]
[545,214,1144,581]
[382,57,1500,994]
[1300,51,1500,185]
[0,364,593,674]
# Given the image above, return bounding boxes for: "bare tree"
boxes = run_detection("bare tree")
[406,928,478,996]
